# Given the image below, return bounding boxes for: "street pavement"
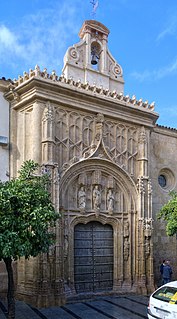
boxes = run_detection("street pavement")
[0,295,149,319]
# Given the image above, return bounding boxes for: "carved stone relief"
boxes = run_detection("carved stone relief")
[107,189,114,214]
[63,169,128,215]
[144,237,150,259]
[54,108,138,177]
[124,221,130,238]
[123,220,130,261]
[93,185,101,213]
[124,237,130,261]
[78,186,86,212]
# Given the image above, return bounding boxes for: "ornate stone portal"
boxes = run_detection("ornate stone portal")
[59,111,154,297]
[5,19,158,307]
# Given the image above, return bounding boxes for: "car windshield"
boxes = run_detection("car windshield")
[153,286,177,304]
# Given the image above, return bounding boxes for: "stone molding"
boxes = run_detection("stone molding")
[9,66,156,111]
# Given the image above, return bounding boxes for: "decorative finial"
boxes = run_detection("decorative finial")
[90,0,99,19]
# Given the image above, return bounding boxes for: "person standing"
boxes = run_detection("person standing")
[160,260,166,276]
[162,260,172,284]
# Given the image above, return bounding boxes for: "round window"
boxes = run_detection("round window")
[158,168,175,191]
[158,175,167,188]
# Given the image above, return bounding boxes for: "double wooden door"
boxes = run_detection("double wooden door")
[74,221,113,293]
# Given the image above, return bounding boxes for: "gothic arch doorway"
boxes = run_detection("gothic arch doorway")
[74,221,113,293]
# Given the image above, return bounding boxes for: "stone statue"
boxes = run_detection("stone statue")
[64,235,69,259]
[93,185,101,210]
[144,219,152,238]
[124,221,129,238]
[107,189,114,213]
[124,237,130,261]
[78,186,86,209]
[145,237,150,258]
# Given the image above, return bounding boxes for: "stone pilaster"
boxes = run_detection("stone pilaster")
[42,101,55,164]
[32,101,43,164]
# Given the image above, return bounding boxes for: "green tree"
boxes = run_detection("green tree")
[158,191,177,236]
[0,160,60,319]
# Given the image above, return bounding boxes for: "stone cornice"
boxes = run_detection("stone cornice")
[0,78,12,93]
[5,66,159,127]
[79,20,110,39]
[154,124,177,137]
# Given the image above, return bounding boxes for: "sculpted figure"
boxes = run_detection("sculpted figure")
[145,237,150,258]
[93,185,101,210]
[78,186,86,209]
[64,235,69,259]
[124,237,130,261]
[107,189,114,212]
[124,221,129,238]
[144,219,152,237]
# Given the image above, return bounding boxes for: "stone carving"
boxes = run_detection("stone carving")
[12,66,156,111]
[144,237,150,259]
[144,219,152,238]
[53,165,60,184]
[107,189,114,214]
[92,170,101,185]
[42,102,54,123]
[83,142,97,158]
[124,221,129,238]
[138,126,147,144]
[78,186,86,211]
[113,64,122,76]
[124,237,130,261]
[64,234,69,259]
[96,113,104,123]
[55,108,139,176]
[69,47,79,61]
[93,185,101,211]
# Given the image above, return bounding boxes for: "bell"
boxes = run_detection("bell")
[91,53,98,65]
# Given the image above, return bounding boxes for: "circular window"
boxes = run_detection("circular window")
[158,175,167,188]
[158,168,175,191]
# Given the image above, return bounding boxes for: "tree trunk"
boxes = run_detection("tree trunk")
[4,257,15,319]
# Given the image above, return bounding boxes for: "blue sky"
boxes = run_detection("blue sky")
[0,0,177,128]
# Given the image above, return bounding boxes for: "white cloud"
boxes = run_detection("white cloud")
[0,25,25,55]
[156,15,177,42]
[0,0,85,76]
[131,57,177,82]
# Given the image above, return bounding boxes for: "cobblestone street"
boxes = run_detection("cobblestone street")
[0,295,149,319]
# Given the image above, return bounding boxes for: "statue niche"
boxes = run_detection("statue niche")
[78,186,86,212]
[93,185,101,212]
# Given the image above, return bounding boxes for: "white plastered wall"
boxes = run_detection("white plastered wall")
[0,91,9,181]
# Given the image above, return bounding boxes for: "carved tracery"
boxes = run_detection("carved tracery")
[54,108,138,177]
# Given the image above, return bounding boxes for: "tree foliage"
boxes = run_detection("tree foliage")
[158,191,177,236]
[0,160,60,318]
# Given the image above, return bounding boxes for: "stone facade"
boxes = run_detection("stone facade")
[2,20,177,307]
[0,79,10,181]
[0,79,11,295]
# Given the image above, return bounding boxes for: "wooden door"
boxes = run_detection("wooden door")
[74,221,113,293]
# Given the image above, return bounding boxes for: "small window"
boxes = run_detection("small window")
[158,168,175,191]
[158,175,167,188]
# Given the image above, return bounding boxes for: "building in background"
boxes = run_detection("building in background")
[2,20,177,307]
[0,78,10,296]
[0,78,10,181]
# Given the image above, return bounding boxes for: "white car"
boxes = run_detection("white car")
[147,281,177,318]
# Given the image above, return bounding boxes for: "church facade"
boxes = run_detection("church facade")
[2,20,177,307]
